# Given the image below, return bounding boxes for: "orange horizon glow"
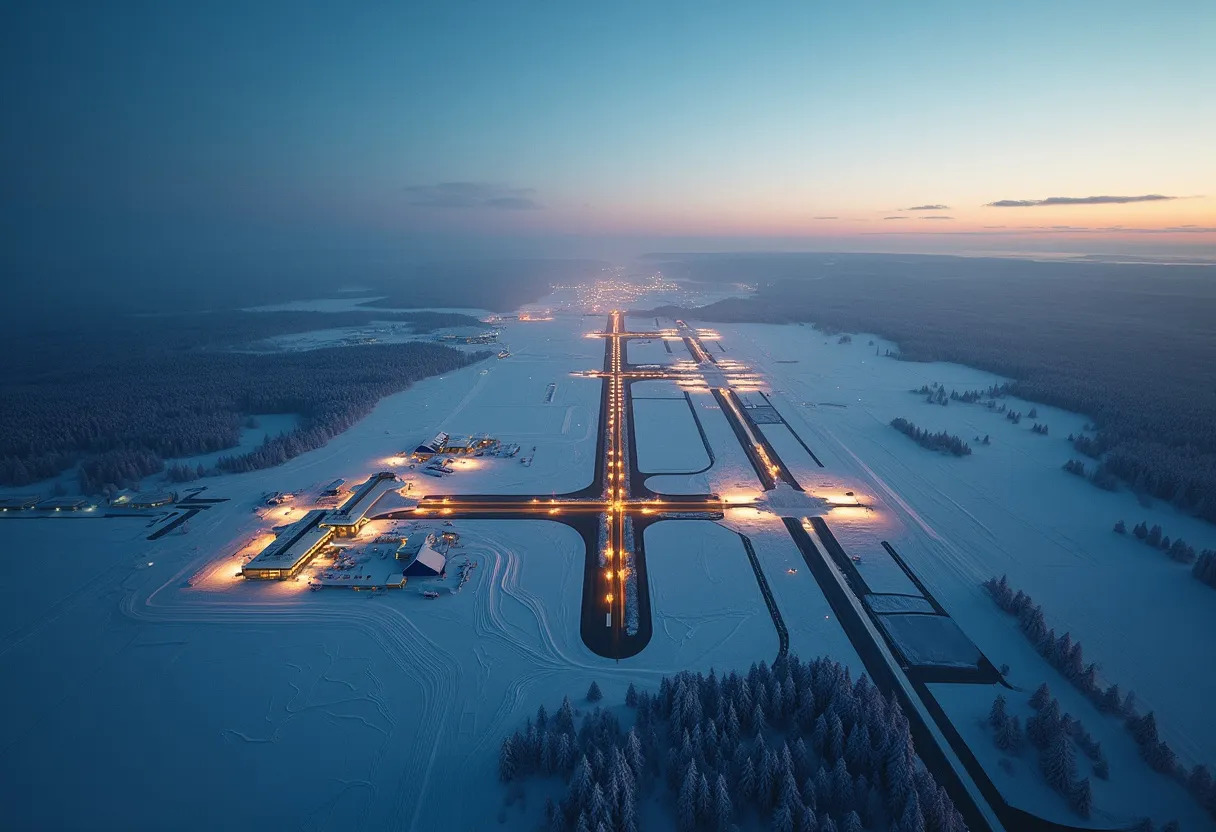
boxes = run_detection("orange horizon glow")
[401,192,1215,246]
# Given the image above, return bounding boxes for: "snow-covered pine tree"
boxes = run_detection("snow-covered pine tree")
[770,795,795,832]
[1041,731,1077,793]
[713,773,733,832]
[677,765,699,832]
[996,715,1022,753]
[1030,682,1051,710]
[499,735,517,781]
[1131,711,1159,747]
[989,694,1008,728]
[739,755,758,804]
[1070,777,1093,818]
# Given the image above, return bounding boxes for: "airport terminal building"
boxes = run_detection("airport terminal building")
[319,472,398,537]
[242,510,333,580]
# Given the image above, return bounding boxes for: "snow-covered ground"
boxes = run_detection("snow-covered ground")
[385,320,603,497]
[632,394,710,474]
[0,504,803,830]
[718,510,864,671]
[249,321,438,352]
[644,391,764,496]
[716,320,1216,826]
[4,290,1215,829]
[624,335,681,365]
[0,302,806,830]
[932,682,1211,829]
[642,520,777,667]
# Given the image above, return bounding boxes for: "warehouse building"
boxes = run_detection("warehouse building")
[126,492,176,509]
[0,495,40,512]
[243,509,333,580]
[38,497,92,511]
[320,472,398,536]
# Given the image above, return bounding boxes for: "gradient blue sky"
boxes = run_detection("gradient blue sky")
[3,0,1214,272]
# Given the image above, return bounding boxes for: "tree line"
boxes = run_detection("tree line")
[499,654,965,832]
[1,336,484,492]
[889,418,972,457]
[988,686,1106,818]
[1119,520,1201,563]
[1114,519,1216,592]
[983,575,1216,821]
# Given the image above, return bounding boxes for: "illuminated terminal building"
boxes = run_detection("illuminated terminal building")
[319,472,399,536]
[411,432,500,460]
[242,509,333,580]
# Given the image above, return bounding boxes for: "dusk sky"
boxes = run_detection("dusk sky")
[4,0,1214,269]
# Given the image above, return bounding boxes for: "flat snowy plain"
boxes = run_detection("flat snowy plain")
[2,294,1214,830]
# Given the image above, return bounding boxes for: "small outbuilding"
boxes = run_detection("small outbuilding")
[402,535,447,577]
[411,432,449,461]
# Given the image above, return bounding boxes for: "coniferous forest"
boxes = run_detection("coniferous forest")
[648,253,1216,525]
[0,310,487,491]
[499,655,966,832]
[889,418,972,457]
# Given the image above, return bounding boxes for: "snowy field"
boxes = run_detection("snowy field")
[631,395,710,474]
[628,379,684,399]
[718,320,1216,825]
[250,321,439,352]
[644,391,764,497]
[642,521,778,668]
[624,335,681,365]
[932,682,1212,829]
[718,511,865,672]
[0,506,794,830]
[4,293,1215,829]
[0,305,792,831]
[399,319,602,496]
